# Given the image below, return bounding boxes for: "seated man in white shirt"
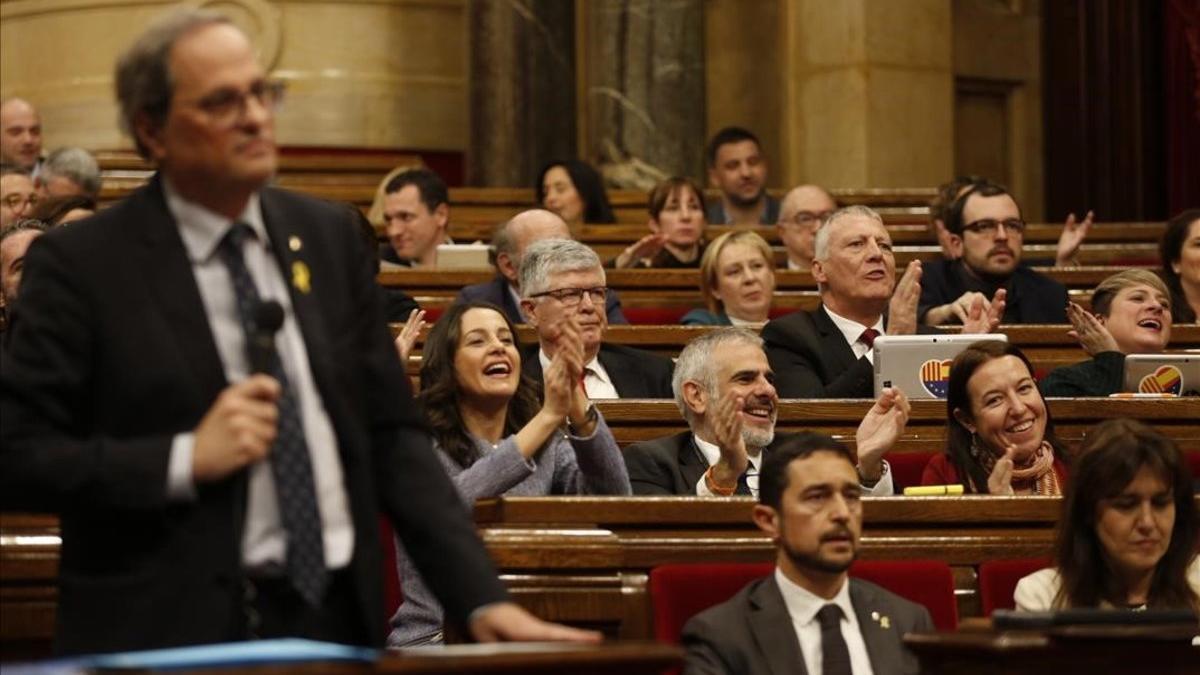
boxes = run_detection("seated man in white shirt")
[622,327,905,496]
[682,432,933,675]
[763,205,1004,398]
[518,238,674,398]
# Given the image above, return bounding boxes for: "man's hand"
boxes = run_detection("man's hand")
[962,289,1006,334]
[928,291,989,326]
[1066,301,1120,355]
[855,387,910,480]
[1055,210,1093,267]
[887,260,922,335]
[192,375,280,483]
[709,392,749,488]
[469,602,602,643]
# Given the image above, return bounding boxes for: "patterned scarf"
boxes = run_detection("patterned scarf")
[972,439,1061,496]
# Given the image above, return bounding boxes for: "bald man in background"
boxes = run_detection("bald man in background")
[0,98,43,173]
[776,185,837,272]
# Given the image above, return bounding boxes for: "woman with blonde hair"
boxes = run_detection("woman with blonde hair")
[681,230,776,326]
[1040,269,1173,397]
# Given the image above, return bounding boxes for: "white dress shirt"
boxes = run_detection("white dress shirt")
[538,348,619,399]
[775,568,876,675]
[692,434,763,497]
[689,433,894,497]
[163,179,353,570]
[823,306,885,364]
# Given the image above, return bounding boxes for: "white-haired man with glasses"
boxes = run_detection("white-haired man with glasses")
[519,238,674,398]
[623,327,907,497]
[919,179,1068,325]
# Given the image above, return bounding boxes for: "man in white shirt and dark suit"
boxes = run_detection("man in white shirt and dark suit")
[682,432,933,675]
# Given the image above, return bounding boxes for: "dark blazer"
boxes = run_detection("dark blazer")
[683,574,932,675]
[0,179,507,654]
[623,431,710,495]
[521,342,674,398]
[763,305,937,398]
[917,258,1068,324]
[456,274,629,325]
[679,308,732,326]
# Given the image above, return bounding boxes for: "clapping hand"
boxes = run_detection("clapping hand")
[393,308,426,363]
[887,260,922,335]
[987,445,1016,496]
[1065,301,1119,355]
[614,233,668,268]
[855,387,910,481]
[1055,211,1093,267]
[962,289,1006,334]
[708,391,749,489]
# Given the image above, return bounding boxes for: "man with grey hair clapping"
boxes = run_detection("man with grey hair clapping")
[518,237,672,398]
[623,327,907,496]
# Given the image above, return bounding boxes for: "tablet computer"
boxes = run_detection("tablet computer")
[873,334,1006,399]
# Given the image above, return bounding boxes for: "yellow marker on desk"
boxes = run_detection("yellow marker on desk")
[903,484,964,496]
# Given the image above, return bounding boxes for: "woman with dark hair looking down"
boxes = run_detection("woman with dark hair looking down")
[388,301,630,646]
[536,159,616,228]
[1015,419,1199,611]
[921,340,1069,495]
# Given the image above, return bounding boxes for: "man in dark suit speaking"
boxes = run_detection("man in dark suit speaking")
[0,8,593,655]
[682,433,932,675]
[763,205,1004,398]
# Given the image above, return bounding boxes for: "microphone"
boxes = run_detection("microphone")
[249,300,285,374]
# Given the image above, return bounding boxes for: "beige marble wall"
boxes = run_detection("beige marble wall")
[0,0,468,152]
[779,0,954,189]
[952,0,1043,220]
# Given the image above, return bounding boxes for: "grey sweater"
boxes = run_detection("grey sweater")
[387,413,630,646]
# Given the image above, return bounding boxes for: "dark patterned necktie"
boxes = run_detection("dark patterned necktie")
[858,328,880,349]
[817,604,853,675]
[734,468,753,496]
[217,223,327,606]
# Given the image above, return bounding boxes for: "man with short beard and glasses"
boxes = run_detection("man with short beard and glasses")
[919,180,1069,326]
[681,432,932,675]
[622,328,908,496]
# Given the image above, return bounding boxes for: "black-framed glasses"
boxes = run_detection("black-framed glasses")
[962,218,1025,235]
[529,286,607,307]
[1,193,37,210]
[780,209,833,227]
[183,79,287,127]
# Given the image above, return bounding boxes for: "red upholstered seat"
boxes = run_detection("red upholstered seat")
[887,451,936,491]
[649,559,956,650]
[978,557,1052,615]
[624,307,689,324]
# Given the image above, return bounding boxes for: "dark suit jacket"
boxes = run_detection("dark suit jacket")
[917,258,1068,324]
[0,179,507,654]
[456,274,629,325]
[521,342,674,399]
[623,431,796,495]
[762,305,936,398]
[683,574,932,675]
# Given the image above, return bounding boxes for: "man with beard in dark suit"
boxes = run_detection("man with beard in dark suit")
[763,205,1004,398]
[682,433,933,675]
[518,238,672,398]
[622,327,907,497]
[0,8,595,655]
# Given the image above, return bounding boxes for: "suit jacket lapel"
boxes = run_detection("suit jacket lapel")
[849,580,900,675]
[135,177,228,403]
[749,576,807,675]
[597,346,637,396]
[814,306,858,372]
[258,190,336,399]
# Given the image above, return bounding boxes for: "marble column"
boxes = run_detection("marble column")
[580,0,707,188]
[468,0,578,187]
[777,0,954,189]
